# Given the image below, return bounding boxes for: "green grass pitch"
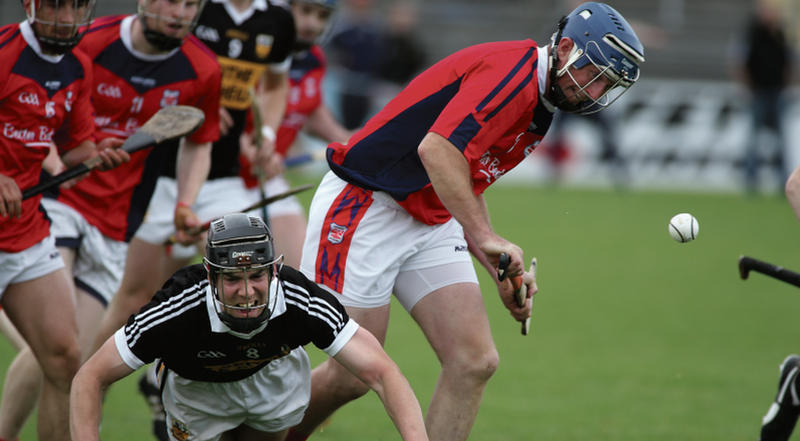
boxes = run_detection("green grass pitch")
[3,183,800,440]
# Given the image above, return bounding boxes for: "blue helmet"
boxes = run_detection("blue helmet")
[548,2,645,114]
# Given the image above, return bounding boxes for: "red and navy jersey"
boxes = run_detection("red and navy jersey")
[0,21,95,252]
[53,15,221,242]
[327,40,554,225]
[118,264,354,383]
[240,45,326,187]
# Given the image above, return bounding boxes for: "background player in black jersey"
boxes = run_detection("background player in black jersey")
[71,213,429,441]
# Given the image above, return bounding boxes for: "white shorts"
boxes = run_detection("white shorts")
[136,176,304,260]
[0,234,64,299]
[300,172,478,311]
[42,199,127,306]
[162,347,311,441]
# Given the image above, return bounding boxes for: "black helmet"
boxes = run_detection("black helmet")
[204,214,280,334]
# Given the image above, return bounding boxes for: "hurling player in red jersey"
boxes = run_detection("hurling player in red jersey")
[0,0,219,439]
[289,3,645,441]
[0,1,130,441]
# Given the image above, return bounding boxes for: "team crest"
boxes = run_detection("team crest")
[160,90,180,108]
[327,223,347,244]
[170,418,190,441]
[255,34,274,59]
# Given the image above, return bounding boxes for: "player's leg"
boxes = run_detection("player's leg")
[255,175,307,268]
[407,280,498,441]
[760,354,800,441]
[0,307,35,440]
[0,345,41,441]
[92,238,166,352]
[392,220,496,441]
[3,269,81,441]
[0,306,27,350]
[267,213,306,268]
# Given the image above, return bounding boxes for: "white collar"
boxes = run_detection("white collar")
[120,15,181,61]
[537,45,556,112]
[205,276,287,339]
[19,20,64,63]
[211,0,268,26]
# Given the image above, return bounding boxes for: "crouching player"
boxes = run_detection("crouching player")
[70,213,429,441]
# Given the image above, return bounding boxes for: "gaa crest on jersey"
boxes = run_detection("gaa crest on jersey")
[170,418,190,441]
[255,34,273,59]
[160,90,181,108]
[327,223,347,244]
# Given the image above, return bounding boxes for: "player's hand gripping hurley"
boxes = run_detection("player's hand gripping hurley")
[22,105,205,200]
[498,253,536,335]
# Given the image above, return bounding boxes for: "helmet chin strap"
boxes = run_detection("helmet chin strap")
[141,24,183,52]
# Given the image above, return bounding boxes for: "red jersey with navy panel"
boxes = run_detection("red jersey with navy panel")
[327,40,554,225]
[53,15,221,242]
[0,21,95,252]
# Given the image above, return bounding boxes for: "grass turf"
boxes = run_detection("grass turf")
[3,183,799,440]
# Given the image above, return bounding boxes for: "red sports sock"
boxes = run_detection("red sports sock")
[284,428,310,441]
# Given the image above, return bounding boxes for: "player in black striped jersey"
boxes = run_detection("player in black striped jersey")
[71,214,429,441]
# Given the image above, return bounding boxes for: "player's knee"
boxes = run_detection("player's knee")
[444,345,499,384]
[39,342,81,390]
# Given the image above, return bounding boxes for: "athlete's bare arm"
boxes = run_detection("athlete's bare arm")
[70,336,135,441]
[333,326,429,441]
[417,132,523,274]
[173,138,211,243]
[306,104,352,144]
[253,69,290,178]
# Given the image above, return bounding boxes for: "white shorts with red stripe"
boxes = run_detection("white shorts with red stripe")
[300,171,478,311]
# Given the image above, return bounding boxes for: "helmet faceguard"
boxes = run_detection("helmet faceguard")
[204,214,282,335]
[547,2,645,114]
[137,0,207,52]
[22,0,96,55]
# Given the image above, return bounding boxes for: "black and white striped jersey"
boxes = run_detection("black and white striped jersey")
[113,263,357,383]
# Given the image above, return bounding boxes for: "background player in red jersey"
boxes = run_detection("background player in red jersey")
[287,3,645,441]
[0,1,220,439]
[0,1,130,441]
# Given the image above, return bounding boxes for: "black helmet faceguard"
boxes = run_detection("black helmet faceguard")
[204,214,281,334]
[23,0,96,55]
[138,0,207,52]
